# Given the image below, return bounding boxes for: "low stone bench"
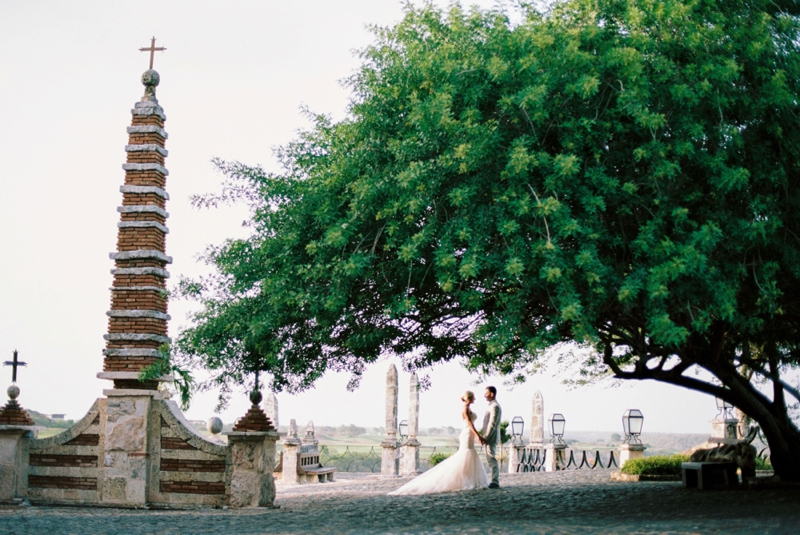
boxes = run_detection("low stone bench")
[297,451,336,483]
[275,449,336,483]
[682,461,738,490]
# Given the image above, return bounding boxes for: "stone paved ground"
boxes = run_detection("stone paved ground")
[1,471,799,534]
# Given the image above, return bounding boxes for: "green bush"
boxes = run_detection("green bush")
[755,455,772,471]
[429,452,452,466]
[620,454,690,476]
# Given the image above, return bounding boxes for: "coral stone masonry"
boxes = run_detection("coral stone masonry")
[1,57,279,509]
[99,68,173,389]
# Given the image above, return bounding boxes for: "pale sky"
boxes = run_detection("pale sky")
[0,0,724,435]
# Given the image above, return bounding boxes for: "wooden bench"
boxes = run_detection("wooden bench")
[681,461,738,490]
[297,451,335,483]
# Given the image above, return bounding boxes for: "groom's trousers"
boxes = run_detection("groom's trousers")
[484,443,500,486]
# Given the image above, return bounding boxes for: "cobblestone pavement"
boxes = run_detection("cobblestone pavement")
[1,471,799,534]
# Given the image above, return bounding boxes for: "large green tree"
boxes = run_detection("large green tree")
[178,0,800,479]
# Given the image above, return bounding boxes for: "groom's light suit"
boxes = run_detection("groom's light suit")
[482,399,502,487]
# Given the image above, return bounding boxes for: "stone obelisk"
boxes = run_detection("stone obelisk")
[530,390,544,445]
[400,372,420,475]
[381,364,399,476]
[264,392,279,433]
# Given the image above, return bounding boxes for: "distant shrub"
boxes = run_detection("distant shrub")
[621,454,690,476]
[755,455,772,471]
[429,452,452,466]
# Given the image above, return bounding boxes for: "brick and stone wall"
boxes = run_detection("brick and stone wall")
[24,401,103,504]
[151,402,230,507]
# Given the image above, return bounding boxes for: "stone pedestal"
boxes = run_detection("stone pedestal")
[508,443,524,473]
[99,392,155,506]
[544,443,567,472]
[0,426,42,501]
[280,441,301,484]
[225,431,279,507]
[711,418,739,440]
[381,440,400,476]
[400,439,420,476]
[618,443,646,466]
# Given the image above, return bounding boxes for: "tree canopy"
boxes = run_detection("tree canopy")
[177,0,800,478]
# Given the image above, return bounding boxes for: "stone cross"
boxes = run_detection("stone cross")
[264,392,279,431]
[385,364,398,440]
[408,373,419,439]
[139,36,166,70]
[3,350,27,384]
[530,390,544,444]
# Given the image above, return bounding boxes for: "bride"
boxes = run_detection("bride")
[389,390,490,495]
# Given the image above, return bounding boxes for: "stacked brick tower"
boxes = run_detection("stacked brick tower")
[98,68,172,390]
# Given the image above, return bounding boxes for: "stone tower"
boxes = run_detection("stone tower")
[98,68,172,390]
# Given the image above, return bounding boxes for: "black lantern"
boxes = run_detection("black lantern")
[715,395,734,419]
[398,419,408,440]
[622,409,644,444]
[548,413,566,444]
[511,416,524,445]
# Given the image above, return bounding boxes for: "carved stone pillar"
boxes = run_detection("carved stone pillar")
[381,365,399,476]
[281,419,301,484]
[530,390,544,445]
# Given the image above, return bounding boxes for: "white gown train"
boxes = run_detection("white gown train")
[389,411,489,495]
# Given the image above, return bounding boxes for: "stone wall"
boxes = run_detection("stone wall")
[9,396,273,508]
[25,400,103,504]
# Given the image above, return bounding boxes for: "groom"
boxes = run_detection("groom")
[480,386,502,489]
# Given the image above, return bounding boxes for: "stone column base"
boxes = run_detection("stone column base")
[224,431,279,507]
[618,443,646,466]
[381,440,399,476]
[400,440,420,476]
[544,443,567,472]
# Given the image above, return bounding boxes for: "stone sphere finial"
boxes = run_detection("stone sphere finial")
[141,69,160,101]
[207,416,223,435]
[142,69,160,87]
[7,384,20,400]
[249,389,263,406]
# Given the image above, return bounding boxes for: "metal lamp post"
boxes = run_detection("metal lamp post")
[622,409,644,444]
[398,419,408,441]
[715,396,734,419]
[548,413,565,444]
[511,416,524,445]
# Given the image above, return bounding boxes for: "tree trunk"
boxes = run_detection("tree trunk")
[757,416,800,481]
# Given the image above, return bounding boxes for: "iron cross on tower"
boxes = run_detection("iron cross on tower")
[3,350,27,384]
[139,36,166,69]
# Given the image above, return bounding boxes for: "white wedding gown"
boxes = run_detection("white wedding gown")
[389,411,489,495]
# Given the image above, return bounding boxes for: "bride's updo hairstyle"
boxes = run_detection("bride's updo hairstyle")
[460,390,475,403]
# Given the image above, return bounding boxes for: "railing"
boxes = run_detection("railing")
[755,427,771,467]
[512,447,618,472]
[318,443,616,473]
[317,445,459,473]
[319,445,381,472]
[563,449,618,470]
[515,447,547,472]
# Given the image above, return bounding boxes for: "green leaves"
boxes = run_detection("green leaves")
[176,0,800,407]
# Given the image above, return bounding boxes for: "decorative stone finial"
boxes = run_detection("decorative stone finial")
[207,416,223,435]
[7,384,19,400]
[141,69,160,102]
[288,418,298,439]
[249,388,263,406]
